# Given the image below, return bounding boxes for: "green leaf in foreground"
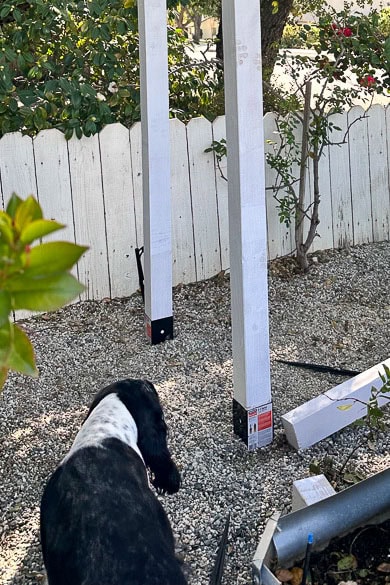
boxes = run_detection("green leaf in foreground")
[20,219,65,244]
[0,212,14,245]
[23,242,88,275]
[0,321,37,377]
[6,273,85,311]
[0,321,12,366]
[0,367,8,388]
[14,195,43,232]
[0,291,11,327]
[0,194,88,390]
[7,324,37,377]
[5,193,23,219]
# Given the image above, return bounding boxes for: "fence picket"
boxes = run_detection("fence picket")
[348,106,373,245]
[68,134,110,300]
[367,104,390,241]
[312,142,334,252]
[292,115,310,254]
[129,122,143,249]
[33,129,75,243]
[264,112,293,258]
[386,106,390,219]
[328,112,353,249]
[170,118,196,285]
[186,117,221,280]
[99,123,138,298]
[0,133,37,204]
[304,140,313,249]
[212,116,229,271]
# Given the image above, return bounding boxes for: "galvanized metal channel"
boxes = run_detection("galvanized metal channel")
[252,468,390,583]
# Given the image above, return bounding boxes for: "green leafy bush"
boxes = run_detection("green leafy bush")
[0,0,223,139]
[280,23,320,49]
[0,194,88,387]
[379,7,390,37]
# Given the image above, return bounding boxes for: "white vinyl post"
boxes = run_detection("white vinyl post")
[138,0,173,344]
[222,0,273,448]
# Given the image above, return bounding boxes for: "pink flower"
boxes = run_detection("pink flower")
[359,75,376,87]
[331,23,353,37]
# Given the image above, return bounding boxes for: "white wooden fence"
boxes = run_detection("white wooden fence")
[0,104,389,301]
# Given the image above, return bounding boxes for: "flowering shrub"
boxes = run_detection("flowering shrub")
[267,2,389,270]
[359,75,377,88]
[316,8,389,97]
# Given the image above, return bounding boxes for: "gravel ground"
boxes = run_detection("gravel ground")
[0,242,389,585]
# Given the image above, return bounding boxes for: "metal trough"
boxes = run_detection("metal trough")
[252,468,390,583]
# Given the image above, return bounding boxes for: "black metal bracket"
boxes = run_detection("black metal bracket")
[135,246,145,302]
[145,315,174,345]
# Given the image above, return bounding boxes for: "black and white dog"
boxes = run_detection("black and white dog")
[40,379,187,585]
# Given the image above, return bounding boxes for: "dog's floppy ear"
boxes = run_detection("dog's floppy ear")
[135,380,181,495]
[148,450,181,495]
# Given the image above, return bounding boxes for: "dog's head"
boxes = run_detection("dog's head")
[87,379,181,495]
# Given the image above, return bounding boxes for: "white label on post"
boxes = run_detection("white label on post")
[248,403,273,450]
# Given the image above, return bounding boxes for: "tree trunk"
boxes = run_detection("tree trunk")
[260,0,294,83]
[215,0,294,107]
[216,5,223,63]
[193,14,203,42]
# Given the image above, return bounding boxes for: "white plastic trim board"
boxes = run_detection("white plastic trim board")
[282,358,390,449]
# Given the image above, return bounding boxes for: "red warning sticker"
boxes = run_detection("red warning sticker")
[258,410,272,431]
[248,402,273,449]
